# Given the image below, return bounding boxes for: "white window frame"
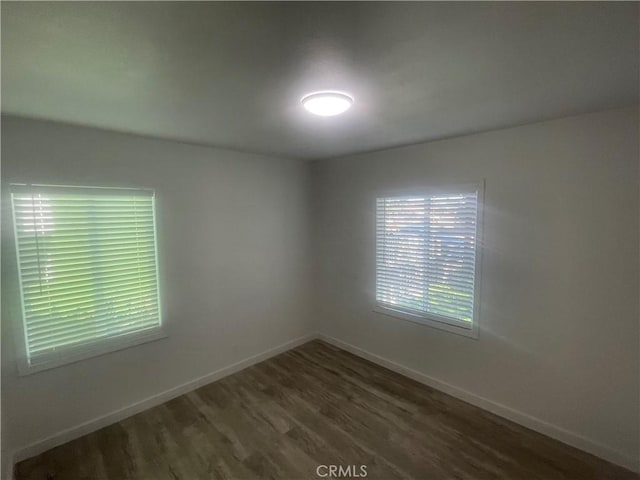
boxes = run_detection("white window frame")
[10,184,167,375]
[373,182,484,339]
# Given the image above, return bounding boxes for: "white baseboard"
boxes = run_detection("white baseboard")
[2,452,15,480]
[12,334,315,466]
[317,333,640,473]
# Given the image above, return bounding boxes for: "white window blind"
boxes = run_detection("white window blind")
[11,185,162,370]
[376,190,480,329]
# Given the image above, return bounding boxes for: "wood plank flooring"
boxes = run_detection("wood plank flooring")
[16,340,638,480]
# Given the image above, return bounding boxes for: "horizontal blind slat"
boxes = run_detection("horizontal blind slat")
[25,286,158,314]
[378,271,474,289]
[22,272,157,296]
[20,251,157,270]
[29,320,160,354]
[24,278,158,307]
[27,308,160,342]
[18,238,155,249]
[25,294,159,325]
[19,247,156,262]
[20,259,156,278]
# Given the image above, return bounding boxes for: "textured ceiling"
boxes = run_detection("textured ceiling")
[2,2,638,160]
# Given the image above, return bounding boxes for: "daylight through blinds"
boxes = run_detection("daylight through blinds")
[12,186,161,364]
[376,191,479,324]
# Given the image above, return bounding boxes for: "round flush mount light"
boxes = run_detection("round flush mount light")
[301,91,353,116]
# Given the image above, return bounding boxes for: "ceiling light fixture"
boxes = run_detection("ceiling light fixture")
[301,91,353,116]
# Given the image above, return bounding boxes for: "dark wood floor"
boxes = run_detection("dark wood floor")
[17,340,637,480]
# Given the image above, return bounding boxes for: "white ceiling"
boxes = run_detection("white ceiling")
[2,2,638,160]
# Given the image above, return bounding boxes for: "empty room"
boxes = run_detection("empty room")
[1,2,638,479]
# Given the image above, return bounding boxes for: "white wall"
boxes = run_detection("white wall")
[311,107,639,468]
[1,116,312,475]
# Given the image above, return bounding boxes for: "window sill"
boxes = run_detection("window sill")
[373,305,478,339]
[17,328,168,376]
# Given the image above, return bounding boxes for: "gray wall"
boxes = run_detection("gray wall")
[1,116,312,472]
[311,107,639,466]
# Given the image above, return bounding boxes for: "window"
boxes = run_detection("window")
[375,186,482,337]
[11,185,163,373]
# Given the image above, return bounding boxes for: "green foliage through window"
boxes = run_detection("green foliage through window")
[376,191,478,324]
[11,186,162,366]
